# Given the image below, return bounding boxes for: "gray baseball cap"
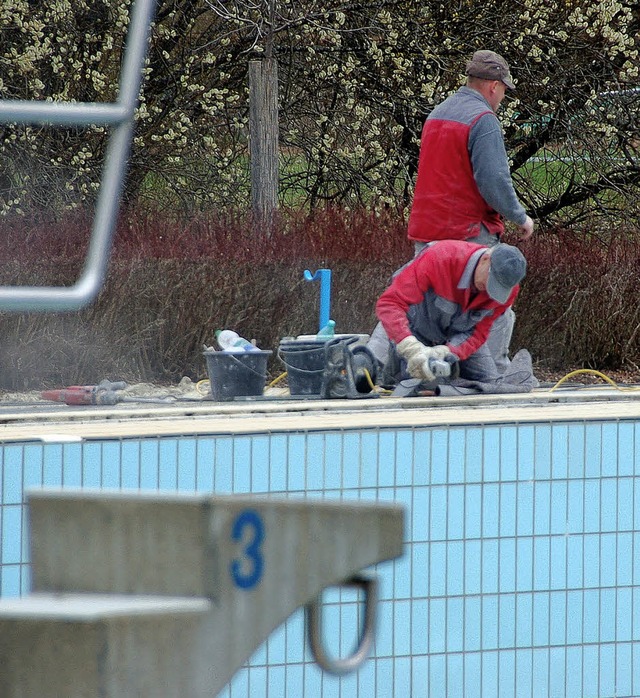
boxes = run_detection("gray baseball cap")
[466,50,515,90]
[487,244,526,303]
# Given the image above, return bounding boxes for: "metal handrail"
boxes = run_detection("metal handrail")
[0,0,158,312]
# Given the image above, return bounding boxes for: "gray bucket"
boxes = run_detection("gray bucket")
[278,340,326,396]
[204,350,272,401]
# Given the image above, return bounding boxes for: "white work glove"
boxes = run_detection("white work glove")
[396,336,450,381]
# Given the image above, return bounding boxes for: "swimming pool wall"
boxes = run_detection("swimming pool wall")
[1,417,638,698]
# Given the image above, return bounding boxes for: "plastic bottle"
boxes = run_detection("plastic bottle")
[316,319,336,341]
[215,329,258,352]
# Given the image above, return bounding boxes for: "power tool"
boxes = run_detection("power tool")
[41,380,175,406]
[392,351,460,398]
[428,353,460,380]
[321,336,379,399]
[41,380,128,405]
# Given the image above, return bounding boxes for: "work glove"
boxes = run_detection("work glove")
[396,336,450,381]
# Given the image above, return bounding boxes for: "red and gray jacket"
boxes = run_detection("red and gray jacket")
[375,240,518,361]
[407,87,527,243]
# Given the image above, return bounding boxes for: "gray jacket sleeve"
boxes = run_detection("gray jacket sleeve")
[469,113,527,225]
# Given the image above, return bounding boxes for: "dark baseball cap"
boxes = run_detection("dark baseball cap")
[466,50,515,90]
[486,244,526,303]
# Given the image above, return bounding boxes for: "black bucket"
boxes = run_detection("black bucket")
[278,340,327,396]
[204,350,272,401]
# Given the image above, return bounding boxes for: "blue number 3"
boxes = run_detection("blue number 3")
[230,510,265,589]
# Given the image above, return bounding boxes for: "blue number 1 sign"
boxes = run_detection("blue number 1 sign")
[230,510,265,590]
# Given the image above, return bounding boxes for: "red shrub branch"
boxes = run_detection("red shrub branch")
[0,208,638,389]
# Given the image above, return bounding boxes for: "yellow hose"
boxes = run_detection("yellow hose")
[196,379,210,396]
[361,367,376,392]
[268,372,288,388]
[201,367,636,397]
[549,368,640,392]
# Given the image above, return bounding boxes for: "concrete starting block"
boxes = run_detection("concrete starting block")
[0,489,404,697]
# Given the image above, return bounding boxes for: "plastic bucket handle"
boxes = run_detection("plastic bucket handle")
[277,347,326,375]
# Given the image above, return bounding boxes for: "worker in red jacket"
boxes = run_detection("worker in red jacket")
[403,50,534,375]
[408,49,534,251]
[372,240,526,384]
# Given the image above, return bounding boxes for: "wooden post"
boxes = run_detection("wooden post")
[249,58,279,234]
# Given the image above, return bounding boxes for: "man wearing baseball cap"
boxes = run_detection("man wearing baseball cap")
[371,240,527,386]
[376,49,534,380]
[407,49,532,249]
[408,50,533,247]
[466,49,516,91]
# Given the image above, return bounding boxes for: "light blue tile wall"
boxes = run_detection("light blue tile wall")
[1,419,639,697]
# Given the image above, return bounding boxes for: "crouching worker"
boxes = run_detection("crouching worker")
[369,239,532,393]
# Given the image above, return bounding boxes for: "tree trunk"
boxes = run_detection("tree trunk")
[249,58,279,234]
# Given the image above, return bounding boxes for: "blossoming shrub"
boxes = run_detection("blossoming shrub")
[0,0,638,227]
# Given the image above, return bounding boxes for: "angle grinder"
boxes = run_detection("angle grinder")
[392,351,460,397]
[428,353,460,380]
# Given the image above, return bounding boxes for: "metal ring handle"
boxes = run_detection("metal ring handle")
[306,572,378,676]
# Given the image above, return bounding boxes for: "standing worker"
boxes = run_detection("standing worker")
[386,49,534,374]
[408,49,534,251]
